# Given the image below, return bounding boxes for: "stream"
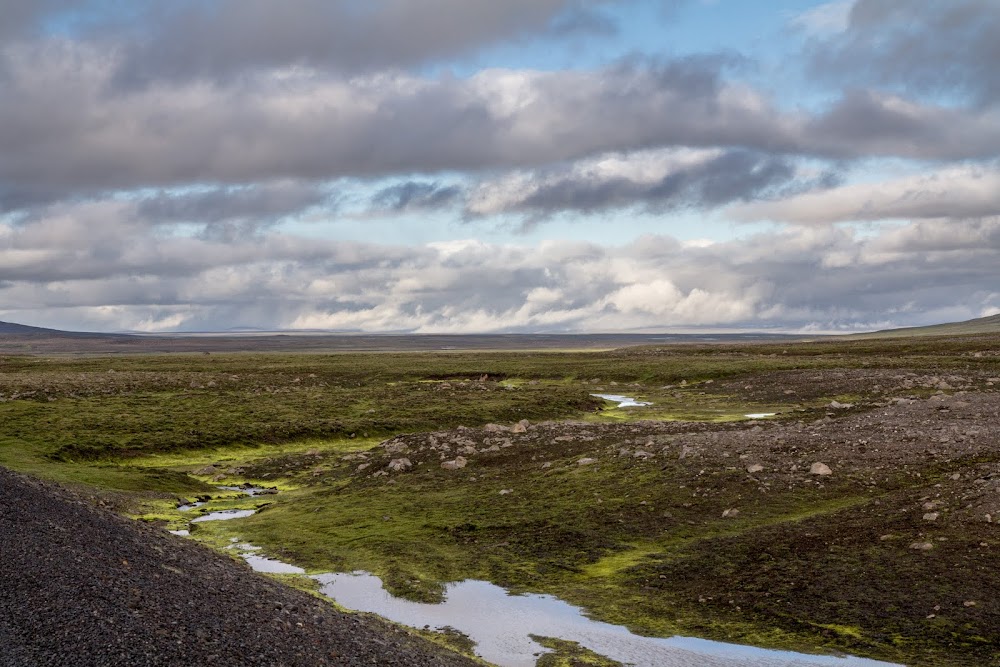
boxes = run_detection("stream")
[173,486,899,667]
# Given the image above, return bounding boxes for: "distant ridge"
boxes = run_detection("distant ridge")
[853,313,1000,339]
[0,321,102,337]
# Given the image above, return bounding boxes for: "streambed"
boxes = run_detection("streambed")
[311,571,898,667]
[172,444,898,667]
[170,495,897,667]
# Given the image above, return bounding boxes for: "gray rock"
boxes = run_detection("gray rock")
[387,458,412,472]
[810,462,833,476]
[746,464,764,474]
[577,458,597,466]
[441,456,468,471]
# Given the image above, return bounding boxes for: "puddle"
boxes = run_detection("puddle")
[177,501,205,511]
[744,413,777,419]
[242,553,306,574]
[591,393,653,408]
[217,485,277,497]
[191,509,257,523]
[313,572,898,667]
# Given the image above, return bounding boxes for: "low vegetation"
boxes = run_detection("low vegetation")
[2,333,1000,666]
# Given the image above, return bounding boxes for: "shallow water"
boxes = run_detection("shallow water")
[176,501,205,511]
[591,393,652,408]
[216,485,276,497]
[744,413,776,419]
[312,572,899,667]
[190,509,257,522]
[242,553,305,574]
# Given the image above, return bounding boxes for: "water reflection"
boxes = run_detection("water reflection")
[591,393,652,408]
[312,572,898,667]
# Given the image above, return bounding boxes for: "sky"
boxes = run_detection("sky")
[1,0,998,334]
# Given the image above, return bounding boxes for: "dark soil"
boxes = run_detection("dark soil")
[0,467,477,667]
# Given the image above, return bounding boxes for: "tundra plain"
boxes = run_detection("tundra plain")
[2,333,1000,666]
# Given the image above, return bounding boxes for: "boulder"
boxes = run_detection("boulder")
[387,458,412,472]
[441,456,468,471]
[810,462,833,476]
[511,419,530,434]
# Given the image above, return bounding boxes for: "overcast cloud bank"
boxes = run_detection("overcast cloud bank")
[1,0,997,333]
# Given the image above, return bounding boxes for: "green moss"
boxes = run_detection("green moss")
[531,636,624,666]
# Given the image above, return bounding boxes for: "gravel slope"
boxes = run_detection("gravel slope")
[0,467,479,667]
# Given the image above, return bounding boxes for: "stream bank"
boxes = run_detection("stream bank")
[0,466,478,667]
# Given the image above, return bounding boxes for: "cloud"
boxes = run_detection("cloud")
[803,89,1000,160]
[807,0,1000,105]
[732,165,1000,224]
[789,0,853,36]
[465,148,796,219]
[0,0,76,40]
[105,0,623,82]
[136,182,333,225]
[369,182,462,213]
[3,204,999,333]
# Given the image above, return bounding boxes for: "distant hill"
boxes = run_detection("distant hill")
[0,321,108,338]
[852,313,1000,339]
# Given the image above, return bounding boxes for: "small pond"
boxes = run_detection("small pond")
[591,393,653,408]
[190,509,257,522]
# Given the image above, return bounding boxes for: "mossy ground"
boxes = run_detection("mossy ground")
[2,335,1000,665]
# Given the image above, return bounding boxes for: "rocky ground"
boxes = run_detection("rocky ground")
[0,467,479,667]
[228,368,1000,665]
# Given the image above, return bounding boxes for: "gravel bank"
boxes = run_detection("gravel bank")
[0,467,479,667]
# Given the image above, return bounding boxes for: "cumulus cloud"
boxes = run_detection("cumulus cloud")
[136,182,333,226]
[3,207,999,333]
[466,148,796,220]
[109,0,623,82]
[1,1,997,334]
[369,182,462,213]
[807,0,1000,105]
[5,42,998,212]
[733,165,1000,224]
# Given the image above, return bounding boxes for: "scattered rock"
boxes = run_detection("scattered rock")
[499,489,513,496]
[577,458,597,466]
[909,542,934,551]
[387,458,412,472]
[722,508,740,518]
[923,512,940,521]
[511,420,530,434]
[810,462,833,476]
[441,456,468,471]
[746,464,764,474]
